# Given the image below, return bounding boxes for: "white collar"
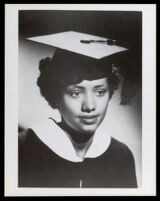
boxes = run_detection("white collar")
[30,118,111,162]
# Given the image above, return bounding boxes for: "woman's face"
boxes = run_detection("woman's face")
[59,77,110,135]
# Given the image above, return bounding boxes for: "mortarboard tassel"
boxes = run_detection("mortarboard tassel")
[80,39,129,49]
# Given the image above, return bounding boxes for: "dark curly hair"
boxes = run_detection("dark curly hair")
[37,49,138,109]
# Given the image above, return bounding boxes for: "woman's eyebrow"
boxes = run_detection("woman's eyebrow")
[68,86,85,90]
[68,85,108,90]
[94,85,108,88]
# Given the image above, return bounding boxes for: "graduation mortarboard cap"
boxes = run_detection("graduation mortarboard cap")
[27,31,128,60]
[28,31,137,106]
[27,31,130,86]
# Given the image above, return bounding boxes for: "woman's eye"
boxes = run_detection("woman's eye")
[71,91,81,97]
[96,90,106,96]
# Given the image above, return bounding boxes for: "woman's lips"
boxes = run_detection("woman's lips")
[79,115,99,125]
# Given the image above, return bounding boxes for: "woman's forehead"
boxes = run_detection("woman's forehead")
[66,77,108,89]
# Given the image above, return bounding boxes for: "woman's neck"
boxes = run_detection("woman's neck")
[58,120,94,144]
[58,120,94,159]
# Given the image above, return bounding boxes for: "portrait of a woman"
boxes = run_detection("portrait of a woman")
[18,30,139,188]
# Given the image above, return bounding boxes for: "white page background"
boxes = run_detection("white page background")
[5,4,156,196]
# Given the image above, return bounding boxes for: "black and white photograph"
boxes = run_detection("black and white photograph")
[5,4,156,196]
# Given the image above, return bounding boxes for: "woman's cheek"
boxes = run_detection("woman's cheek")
[61,96,82,115]
[97,95,109,112]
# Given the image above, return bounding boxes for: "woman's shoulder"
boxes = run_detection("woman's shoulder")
[108,137,134,160]
[18,128,44,153]
[19,128,37,144]
[110,137,129,149]
[104,137,137,187]
[18,128,56,163]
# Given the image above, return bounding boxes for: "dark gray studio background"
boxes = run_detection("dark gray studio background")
[18,10,142,186]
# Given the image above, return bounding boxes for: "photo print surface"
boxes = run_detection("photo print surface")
[18,10,142,188]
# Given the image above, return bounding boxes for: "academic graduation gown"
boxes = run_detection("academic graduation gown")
[18,118,137,188]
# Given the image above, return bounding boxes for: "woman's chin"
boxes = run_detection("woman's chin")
[78,125,97,135]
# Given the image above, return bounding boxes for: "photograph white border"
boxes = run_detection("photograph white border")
[5,4,156,196]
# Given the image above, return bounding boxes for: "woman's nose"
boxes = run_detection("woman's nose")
[82,93,96,113]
